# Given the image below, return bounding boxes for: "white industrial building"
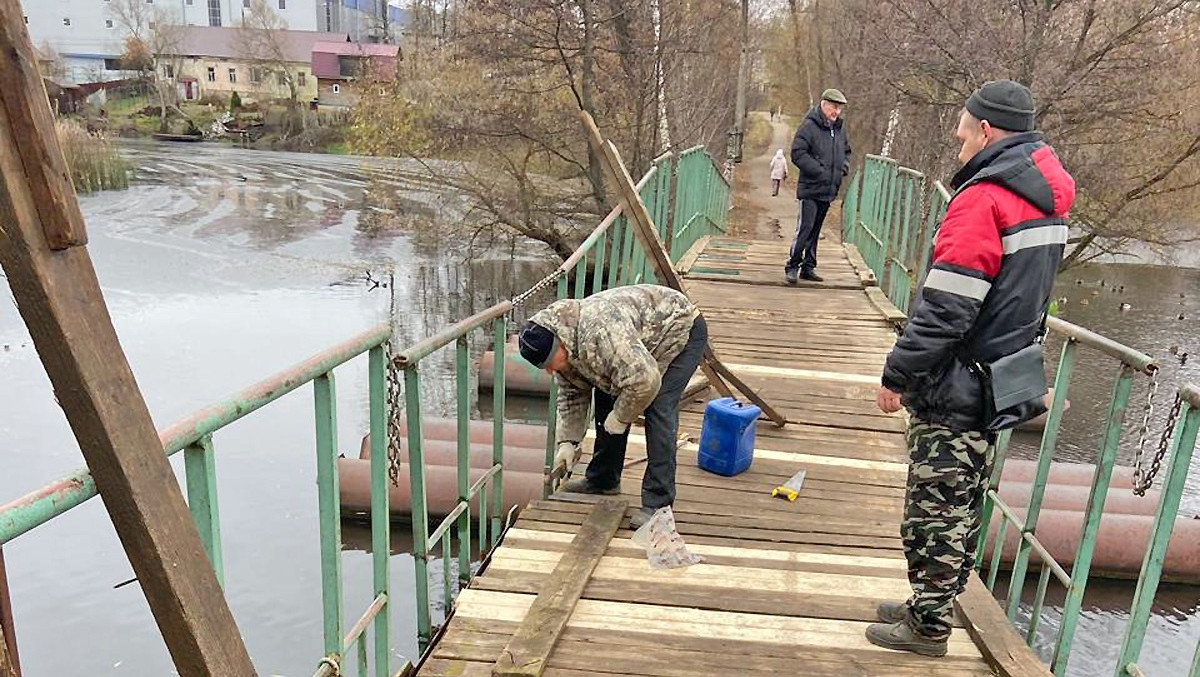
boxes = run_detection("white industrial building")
[20,0,407,84]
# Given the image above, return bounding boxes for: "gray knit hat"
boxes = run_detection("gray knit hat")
[966,80,1035,132]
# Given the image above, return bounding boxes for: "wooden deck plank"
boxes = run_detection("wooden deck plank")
[415,231,1047,677]
[492,498,627,677]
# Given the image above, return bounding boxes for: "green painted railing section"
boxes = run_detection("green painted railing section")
[842,155,941,313]
[849,153,1200,676]
[0,143,730,675]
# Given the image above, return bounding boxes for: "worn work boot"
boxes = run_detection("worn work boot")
[800,271,824,282]
[784,268,799,285]
[559,477,620,496]
[876,601,909,624]
[628,506,656,530]
[864,621,948,657]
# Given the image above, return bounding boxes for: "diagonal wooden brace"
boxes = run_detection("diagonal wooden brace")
[578,111,786,428]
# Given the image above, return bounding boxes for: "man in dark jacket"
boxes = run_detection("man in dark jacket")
[866,80,1076,656]
[784,88,851,284]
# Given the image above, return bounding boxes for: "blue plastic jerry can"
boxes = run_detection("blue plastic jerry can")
[697,397,761,476]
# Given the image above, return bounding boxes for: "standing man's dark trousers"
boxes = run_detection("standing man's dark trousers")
[584,317,708,509]
[785,198,831,276]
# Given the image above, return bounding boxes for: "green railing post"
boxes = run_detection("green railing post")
[590,229,607,296]
[401,363,429,654]
[1026,564,1053,644]
[368,346,392,674]
[490,318,506,546]
[454,338,471,586]
[184,434,223,587]
[976,429,1012,567]
[1052,364,1136,675]
[314,372,343,659]
[1191,637,1200,677]
[1007,340,1078,619]
[1114,392,1200,675]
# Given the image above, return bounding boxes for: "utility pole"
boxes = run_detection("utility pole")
[732,0,749,163]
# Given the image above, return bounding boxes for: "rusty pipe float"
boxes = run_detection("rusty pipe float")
[999,459,1136,488]
[336,458,545,519]
[357,435,547,474]
[982,507,1200,582]
[478,347,552,396]
[997,480,1160,516]
[374,417,548,453]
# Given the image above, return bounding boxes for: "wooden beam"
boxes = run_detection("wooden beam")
[675,235,712,276]
[0,548,18,677]
[0,5,256,675]
[577,111,785,427]
[955,576,1053,677]
[492,498,628,677]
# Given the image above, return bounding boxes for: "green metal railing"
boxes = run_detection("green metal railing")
[847,153,1200,676]
[973,317,1163,675]
[669,146,730,262]
[842,155,941,313]
[1117,383,1200,677]
[0,143,730,676]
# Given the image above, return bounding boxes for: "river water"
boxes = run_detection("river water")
[0,143,552,676]
[1,144,1197,675]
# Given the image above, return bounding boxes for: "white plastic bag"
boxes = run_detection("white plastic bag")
[630,506,703,570]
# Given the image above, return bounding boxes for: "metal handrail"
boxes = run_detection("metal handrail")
[0,322,392,545]
[0,143,735,677]
[1046,316,1156,373]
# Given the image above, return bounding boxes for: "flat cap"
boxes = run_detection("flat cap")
[821,88,847,104]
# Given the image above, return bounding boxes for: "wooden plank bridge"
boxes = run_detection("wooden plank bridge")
[416,227,1041,676]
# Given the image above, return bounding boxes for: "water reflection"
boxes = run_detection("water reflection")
[0,142,556,676]
[1000,262,1200,676]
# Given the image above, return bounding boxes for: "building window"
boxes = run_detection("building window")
[278,0,286,8]
[104,58,122,70]
[207,0,221,26]
[243,0,250,6]
[332,84,340,94]
[186,0,193,4]
[62,17,71,26]
[207,66,216,82]
[277,71,287,86]
[297,71,306,86]
[228,68,237,83]
[164,64,174,78]
[148,21,156,29]
[250,67,262,84]
[105,19,114,28]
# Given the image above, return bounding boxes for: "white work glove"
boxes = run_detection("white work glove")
[603,411,629,436]
[554,442,580,475]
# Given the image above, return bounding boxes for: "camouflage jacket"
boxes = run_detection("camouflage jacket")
[527,285,699,446]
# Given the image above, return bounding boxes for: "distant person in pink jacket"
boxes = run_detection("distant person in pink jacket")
[769,149,788,197]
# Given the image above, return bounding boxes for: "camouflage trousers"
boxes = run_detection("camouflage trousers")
[900,418,996,639]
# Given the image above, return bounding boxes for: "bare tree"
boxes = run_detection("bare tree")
[109,0,187,133]
[763,0,1200,267]
[238,0,307,137]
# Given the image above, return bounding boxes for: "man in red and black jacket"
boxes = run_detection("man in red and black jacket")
[866,80,1076,656]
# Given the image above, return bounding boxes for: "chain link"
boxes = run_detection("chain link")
[1133,367,1183,496]
[385,337,405,487]
[511,268,565,308]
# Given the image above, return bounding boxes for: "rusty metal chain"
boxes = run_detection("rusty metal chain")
[511,268,564,309]
[1133,367,1182,496]
[385,273,405,486]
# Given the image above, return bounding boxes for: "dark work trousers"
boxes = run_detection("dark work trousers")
[771,179,781,196]
[785,198,831,275]
[584,317,708,509]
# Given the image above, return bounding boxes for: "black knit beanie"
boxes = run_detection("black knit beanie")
[518,322,558,368]
[966,80,1036,132]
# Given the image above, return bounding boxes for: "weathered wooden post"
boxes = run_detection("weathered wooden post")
[0,3,256,674]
